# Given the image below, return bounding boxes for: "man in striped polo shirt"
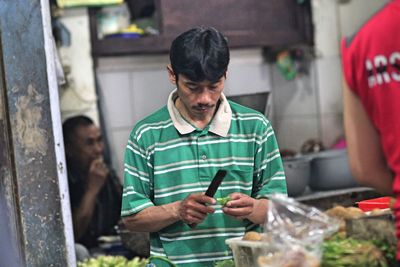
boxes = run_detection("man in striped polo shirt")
[121,27,287,266]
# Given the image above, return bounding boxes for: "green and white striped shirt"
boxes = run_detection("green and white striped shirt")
[122,90,287,267]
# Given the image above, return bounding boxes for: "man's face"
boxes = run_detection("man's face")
[169,69,226,122]
[66,124,104,171]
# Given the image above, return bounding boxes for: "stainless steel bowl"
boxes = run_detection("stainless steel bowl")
[283,156,311,197]
[309,149,359,191]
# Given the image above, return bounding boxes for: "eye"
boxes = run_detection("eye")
[188,85,198,90]
[187,84,199,91]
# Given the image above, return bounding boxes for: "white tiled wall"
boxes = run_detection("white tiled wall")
[97,57,172,179]
[97,48,273,179]
[58,8,99,124]
[98,72,133,128]
[270,58,320,151]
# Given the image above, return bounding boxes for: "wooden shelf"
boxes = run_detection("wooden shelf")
[89,0,313,57]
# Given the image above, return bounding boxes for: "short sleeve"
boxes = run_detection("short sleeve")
[252,120,287,198]
[121,132,154,217]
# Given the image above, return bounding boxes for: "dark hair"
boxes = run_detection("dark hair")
[62,115,94,145]
[169,26,230,83]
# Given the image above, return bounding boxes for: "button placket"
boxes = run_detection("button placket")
[198,135,209,181]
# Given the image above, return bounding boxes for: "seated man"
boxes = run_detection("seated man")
[63,115,122,250]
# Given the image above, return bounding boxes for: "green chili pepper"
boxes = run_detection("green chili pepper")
[216,196,231,206]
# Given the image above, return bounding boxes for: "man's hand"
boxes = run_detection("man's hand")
[222,193,268,224]
[86,157,109,194]
[178,193,216,225]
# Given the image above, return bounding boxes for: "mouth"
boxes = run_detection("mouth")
[193,105,213,113]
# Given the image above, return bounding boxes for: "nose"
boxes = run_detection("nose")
[94,141,103,155]
[197,89,213,105]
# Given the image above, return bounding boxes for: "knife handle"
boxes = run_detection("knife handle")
[188,223,197,228]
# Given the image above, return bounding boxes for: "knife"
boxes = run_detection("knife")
[189,170,227,228]
[205,170,227,197]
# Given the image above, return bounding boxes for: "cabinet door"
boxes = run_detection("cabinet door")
[157,0,312,46]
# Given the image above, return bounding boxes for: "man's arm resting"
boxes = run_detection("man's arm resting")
[343,80,394,196]
[122,201,181,233]
[72,190,98,240]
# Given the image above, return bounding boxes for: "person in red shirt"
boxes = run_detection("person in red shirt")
[341,0,400,263]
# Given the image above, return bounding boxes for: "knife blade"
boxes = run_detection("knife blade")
[188,170,227,228]
[205,170,227,197]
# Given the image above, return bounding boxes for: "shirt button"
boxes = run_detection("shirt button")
[201,155,207,160]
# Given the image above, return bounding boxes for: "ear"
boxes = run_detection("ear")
[167,64,177,85]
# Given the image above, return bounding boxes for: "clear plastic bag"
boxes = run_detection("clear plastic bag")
[259,194,340,267]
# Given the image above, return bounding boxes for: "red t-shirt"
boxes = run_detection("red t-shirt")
[341,0,400,259]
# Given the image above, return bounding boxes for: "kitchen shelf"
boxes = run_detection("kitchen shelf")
[89,0,313,57]
[296,187,383,210]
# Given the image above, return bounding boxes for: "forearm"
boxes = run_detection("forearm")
[73,190,98,240]
[343,80,394,196]
[246,199,268,225]
[122,201,181,233]
[349,158,394,196]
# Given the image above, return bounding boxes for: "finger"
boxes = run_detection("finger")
[190,201,215,215]
[196,194,216,205]
[228,192,244,200]
[187,209,208,221]
[181,210,207,224]
[223,206,252,217]
[225,198,250,208]
[187,194,216,208]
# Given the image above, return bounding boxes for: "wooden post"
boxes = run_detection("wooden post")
[0,0,75,266]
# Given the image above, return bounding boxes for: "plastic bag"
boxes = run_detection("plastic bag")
[259,195,340,267]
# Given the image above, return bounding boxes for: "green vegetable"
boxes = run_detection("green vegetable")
[371,239,397,267]
[78,255,179,267]
[216,196,231,206]
[78,255,148,267]
[148,255,177,267]
[322,235,388,267]
[214,259,235,267]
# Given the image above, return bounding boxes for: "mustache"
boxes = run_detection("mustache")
[193,104,214,110]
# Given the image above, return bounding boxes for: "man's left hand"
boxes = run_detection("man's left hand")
[222,193,267,224]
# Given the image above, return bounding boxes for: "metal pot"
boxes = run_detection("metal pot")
[309,149,359,191]
[283,156,311,197]
[116,225,150,257]
[227,92,269,114]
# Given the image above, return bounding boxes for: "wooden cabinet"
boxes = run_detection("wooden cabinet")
[89,0,312,57]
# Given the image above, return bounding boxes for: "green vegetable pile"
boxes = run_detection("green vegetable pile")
[321,235,392,267]
[78,256,147,267]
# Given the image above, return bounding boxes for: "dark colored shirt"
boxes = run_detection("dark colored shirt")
[68,165,122,248]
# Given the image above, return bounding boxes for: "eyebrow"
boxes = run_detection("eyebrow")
[182,79,197,84]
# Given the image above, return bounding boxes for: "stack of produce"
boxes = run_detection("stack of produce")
[78,256,147,267]
[323,205,396,267]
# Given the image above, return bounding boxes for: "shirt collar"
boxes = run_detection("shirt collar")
[167,89,232,137]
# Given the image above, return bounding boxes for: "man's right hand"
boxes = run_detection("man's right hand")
[178,193,216,225]
[86,157,109,194]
